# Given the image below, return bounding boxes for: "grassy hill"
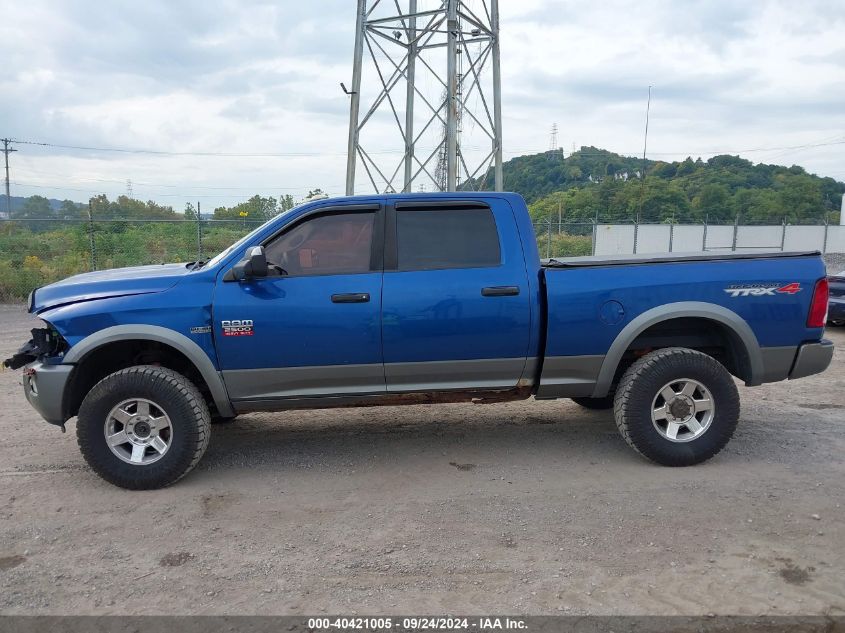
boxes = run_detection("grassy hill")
[470,147,844,225]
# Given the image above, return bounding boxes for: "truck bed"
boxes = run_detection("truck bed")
[536,250,827,399]
[543,250,821,268]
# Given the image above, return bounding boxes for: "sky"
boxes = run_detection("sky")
[1,0,844,210]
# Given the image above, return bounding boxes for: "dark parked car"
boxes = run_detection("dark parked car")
[829,270,845,326]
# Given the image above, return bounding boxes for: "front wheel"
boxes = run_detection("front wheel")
[77,366,211,489]
[613,347,739,466]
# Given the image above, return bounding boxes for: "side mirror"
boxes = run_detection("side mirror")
[231,246,269,281]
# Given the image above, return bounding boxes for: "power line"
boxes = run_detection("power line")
[8,136,845,161]
[13,168,346,191]
[9,138,468,158]
[10,181,347,199]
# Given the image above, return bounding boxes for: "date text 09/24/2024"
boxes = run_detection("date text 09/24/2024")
[307,617,526,630]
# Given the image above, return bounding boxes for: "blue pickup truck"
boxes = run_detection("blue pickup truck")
[4,193,834,489]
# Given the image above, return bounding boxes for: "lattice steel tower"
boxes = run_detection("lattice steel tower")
[344,0,502,194]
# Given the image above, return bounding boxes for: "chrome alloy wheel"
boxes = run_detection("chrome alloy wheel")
[651,378,715,443]
[104,398,173,465]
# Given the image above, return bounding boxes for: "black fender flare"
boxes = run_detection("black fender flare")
[62,325,235,418]
[591,301,763,398]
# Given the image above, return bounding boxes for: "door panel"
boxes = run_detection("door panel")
[214,207,384,400]
[381,201,531,391]
[214,272,384,399]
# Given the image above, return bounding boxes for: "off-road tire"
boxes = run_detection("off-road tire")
[613,347,740,466]
[77,366,211,489]
[571,395,614,410]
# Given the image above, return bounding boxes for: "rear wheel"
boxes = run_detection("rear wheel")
[77,366,211,489]
[613,347,739,466]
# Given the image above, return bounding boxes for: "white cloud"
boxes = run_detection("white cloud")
[1,0,843,209]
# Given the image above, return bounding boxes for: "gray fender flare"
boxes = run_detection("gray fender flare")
[591,301,763,398]
[63,324,234,417]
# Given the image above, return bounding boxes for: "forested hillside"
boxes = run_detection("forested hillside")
[473,147,844,225]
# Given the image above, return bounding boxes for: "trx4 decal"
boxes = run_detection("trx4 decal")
[724,282,802,297]
[221,319,254,336]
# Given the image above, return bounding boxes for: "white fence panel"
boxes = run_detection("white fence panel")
[734,225,783,250]
[636,225,671,254]
[826,225,845,254]
[703,225,735,251]
[672,225,705,252]
[783,225,826,251]
[594,224,635,255]
[593,223,844,256]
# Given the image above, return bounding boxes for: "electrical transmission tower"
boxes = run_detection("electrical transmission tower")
[344,0,503,195]
[2,139,17,219]
[548,123,564,161]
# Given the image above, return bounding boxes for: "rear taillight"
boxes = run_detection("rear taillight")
[807,277,829,328]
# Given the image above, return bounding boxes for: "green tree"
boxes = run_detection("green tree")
[693,184,731,223]
[279,194,296,213]
[18,195,53,219]
[58,200,83,219]
[213,195,278,222]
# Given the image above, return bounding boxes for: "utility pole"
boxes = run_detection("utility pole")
[403,0,417,193]
[344,0,503,194]
[637,86,652,220]
[2,139,17,219]
[558,201,562,234]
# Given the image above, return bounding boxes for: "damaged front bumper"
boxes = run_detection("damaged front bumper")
[20,361,73,426]
[4,326,72,427]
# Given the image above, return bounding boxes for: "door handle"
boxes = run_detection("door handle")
[481,286,520,297]
[331,292,370,303]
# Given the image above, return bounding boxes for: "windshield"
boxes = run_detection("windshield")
[202,211,293,269]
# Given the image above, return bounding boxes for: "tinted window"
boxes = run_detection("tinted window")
[397,207,500,270]
[264,212,375,276]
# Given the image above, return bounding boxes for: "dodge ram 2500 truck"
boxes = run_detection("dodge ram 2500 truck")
[4,193,834,489]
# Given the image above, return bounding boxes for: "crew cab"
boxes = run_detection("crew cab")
[4,193,834,489]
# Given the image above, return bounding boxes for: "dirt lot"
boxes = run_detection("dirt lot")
[0,304,843,616]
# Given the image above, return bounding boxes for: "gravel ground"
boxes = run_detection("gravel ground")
[823,253,845,274]
[0,304,843,615]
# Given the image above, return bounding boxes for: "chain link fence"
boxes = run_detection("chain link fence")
[0,216,264,301]
[2,213,843,302]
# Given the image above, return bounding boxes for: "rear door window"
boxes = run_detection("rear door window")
[396,207,500,271]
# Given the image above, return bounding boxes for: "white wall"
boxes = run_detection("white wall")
[593,223,845,255]
[594,224,635,255]
[827,225,845,252]
[783,225,827,251]
[636,225,672,254]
